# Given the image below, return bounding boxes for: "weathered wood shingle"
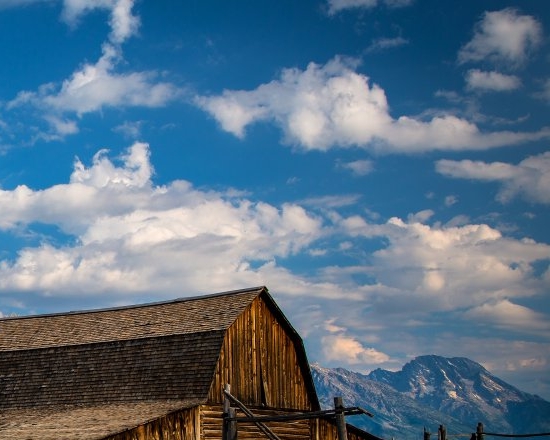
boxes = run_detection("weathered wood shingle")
[0,332,225,408]
[0,287,263,351]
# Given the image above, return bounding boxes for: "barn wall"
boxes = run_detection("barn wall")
[103,406,200,440]
[208,296,313,410]
[201,404,311,440]
[312,419,375,440]
[201,404,371,440]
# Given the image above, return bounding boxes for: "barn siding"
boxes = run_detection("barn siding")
[103,406,200,440]
[201,404,311,440]
[312,419,377,440]
[208,296,313,411]
[101,404,371,440]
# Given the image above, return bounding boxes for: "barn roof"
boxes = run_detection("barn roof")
[0,286,263,351]
[0,286,318,440]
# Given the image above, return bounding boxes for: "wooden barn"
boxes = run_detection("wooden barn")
[0,286,380,440]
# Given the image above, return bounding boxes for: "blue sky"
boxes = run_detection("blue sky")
[0,0,549,400]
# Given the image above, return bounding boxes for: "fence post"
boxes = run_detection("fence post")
[438,425,446,440]
[334,397,348,440]
[424,427,431,440]
[227,407,237,440]
[223,384,233,440]
[476,422,484,440]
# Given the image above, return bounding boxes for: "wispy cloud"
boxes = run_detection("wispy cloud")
[3,0,181,141]
[465,299,550,334]
[465,69,521,92]
[61,0,140,44]
[326,0,412,15]
[436,152,550,204]
[338,159,374,176]
[366,36,409,53]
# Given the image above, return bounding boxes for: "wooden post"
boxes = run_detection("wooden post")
[476,422,484,440]
[334,397,348,440]
[438,425,446,440]
[424,427,431,440]
[223,384,232,440]
[227,407,237,440]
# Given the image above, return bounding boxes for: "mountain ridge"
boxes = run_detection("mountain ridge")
[311,355,550,440]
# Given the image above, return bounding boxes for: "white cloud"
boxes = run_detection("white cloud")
[338,159,374,176]
[300,194,362,209]
[0,0,51,9]
[338,215,550,312]
[444,195,458,207]
[458,8,542,66]
[326,0,412,15]
[4,1,179,140]
[8,44,181,136]
[366,36,409,53]
[322,332,390,365]
[196,57,550,153]
[0,142,548,386]
[113,120,144,139]
[18,44,179,115]
[0,142,326,297]
[407,209,434,224]
[61,0,140,44]
[436,152,550,204]
[466,69,521,92]
[465,299,550,333]
[0,0,139,45]
[539,79,550,103]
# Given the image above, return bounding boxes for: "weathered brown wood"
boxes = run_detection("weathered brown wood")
[207,296,313,412]
[105,407,200,440]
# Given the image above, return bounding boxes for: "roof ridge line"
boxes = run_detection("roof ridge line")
[0,286,267,321]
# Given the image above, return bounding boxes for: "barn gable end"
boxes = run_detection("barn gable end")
[209,291,318,411]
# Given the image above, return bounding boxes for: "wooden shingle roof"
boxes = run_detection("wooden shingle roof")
[0,286,268,440]
[0,286,264,351]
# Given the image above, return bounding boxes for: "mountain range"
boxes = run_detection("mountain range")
[311,355,550,440]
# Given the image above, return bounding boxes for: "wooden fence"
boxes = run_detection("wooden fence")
[424,423,550,440]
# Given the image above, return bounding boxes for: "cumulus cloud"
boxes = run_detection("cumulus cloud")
[196,57,550,153]
[458,8,542,66]
[0,142,326,298]
[338,214,550,314]
[0,142,548,381]
[436,152,550,204]
[466,69,521,92]
[9,43,180,120]
[322,319,390,364]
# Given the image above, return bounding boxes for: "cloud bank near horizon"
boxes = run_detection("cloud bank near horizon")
[0,143,548,375]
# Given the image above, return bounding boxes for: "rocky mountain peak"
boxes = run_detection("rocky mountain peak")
[312,355,550,440]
